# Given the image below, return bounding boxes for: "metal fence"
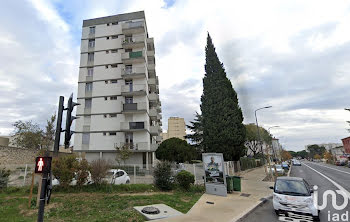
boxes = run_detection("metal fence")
[3,164,36,187]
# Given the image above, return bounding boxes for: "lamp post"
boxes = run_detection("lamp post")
[254,106,272,175]
[268,126,280,162]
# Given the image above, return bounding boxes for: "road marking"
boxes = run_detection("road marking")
[307,162,350,176]
[303,163,350,200]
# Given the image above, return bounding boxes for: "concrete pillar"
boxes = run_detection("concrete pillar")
[146,152,149,170]
[99,152,102,159]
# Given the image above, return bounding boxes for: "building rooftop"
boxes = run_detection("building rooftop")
[83,11,145,27]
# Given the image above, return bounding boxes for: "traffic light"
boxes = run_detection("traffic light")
[35,157,52,174]
[64,93,80,148]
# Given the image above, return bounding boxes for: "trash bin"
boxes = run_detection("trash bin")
[226,176,234,192]
[233,176,241,192]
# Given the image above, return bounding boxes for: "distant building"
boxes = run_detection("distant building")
[0,136,9,146]
[162,117,186,141]
[330,146,347,161]
[341,136,350,154]
[271,138,282,161]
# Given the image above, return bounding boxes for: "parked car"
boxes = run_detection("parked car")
[270,177,319,221]
[268,165,285,175]
[292,160,301,166]
[335,160,346,166]
[106,169,130,185]
[52,171,93,186]
[281,162,289,170]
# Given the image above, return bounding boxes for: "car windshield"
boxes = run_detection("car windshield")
[275,180,309,196]
[275,165,282,169]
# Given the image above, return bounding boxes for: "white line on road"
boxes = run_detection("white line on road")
[307,162,350,176]
[303,163,350,200]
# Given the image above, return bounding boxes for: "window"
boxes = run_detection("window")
[125,49,132,52]
[109,132,116,136]
[89,26,95,34]
[106,37,110,40]
[87,68,93,76]
[107,23,110,26]
[111,64,118,68]
[125,97,133,104]
[110,96,118,100]
[85,99,92,108]
[103,114,107,118]
[125,65,132,74]
[129,122,144,129]
[112,22,118,25]
[88,39,95,48]
[116,171,124,177]
[112,35,118,39]
[82,133,90,144]
[111,79,118,83]
[106,50,109,54]
[104,97,108,100]
[111,49,118,53]
[103,132,106,136]
[110,114,117,117]
[88,53,94,62]
[105,80,108,84]
[85,82,93,92]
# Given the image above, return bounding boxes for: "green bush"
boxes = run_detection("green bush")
[52,155,78,187]
[0,167,10,189]
[76,159,90,186]
[175,171,194,190]
[153,161,173,191]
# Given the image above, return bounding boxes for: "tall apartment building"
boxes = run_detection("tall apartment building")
[161,117,186,141]
[74,11,162,167]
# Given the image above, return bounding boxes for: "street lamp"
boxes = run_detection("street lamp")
[254,106,272,157]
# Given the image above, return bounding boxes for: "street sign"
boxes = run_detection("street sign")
[35,157,52,174]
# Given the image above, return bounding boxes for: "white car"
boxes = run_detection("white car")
[268,165,285,175]
[51,171,93,186]
[105,169,130,185]
[271,177,319,220]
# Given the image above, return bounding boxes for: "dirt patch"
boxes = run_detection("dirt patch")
[20,202,62,217]
[118,191,173,196]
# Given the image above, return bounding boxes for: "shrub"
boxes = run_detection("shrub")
[52,155,78,187]
[0,167,10,189]
[90,159,110,185]
[175,171,194,190]
[153,161,173,191]
[76,159,90,186]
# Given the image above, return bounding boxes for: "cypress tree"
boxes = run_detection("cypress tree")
[200,33,246,161]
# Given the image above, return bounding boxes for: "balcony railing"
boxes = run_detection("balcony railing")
[121,84,147,96]
[123,102,147,112]
[122,67,145,78]
[121,50,145,63]
[120,121,146,131]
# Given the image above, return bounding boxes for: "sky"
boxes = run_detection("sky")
[0,0,350,151]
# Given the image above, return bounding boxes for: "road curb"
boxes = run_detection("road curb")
[233,195,272,222]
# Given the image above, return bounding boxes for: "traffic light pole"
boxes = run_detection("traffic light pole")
[53,96,64,156]
[37,171,48,222]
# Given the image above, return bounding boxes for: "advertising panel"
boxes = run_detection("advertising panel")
[202,153,227,196]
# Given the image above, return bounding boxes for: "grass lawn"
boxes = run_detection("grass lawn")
[0,184,203,222]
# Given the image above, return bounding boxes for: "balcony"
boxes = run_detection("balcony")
[120,121,146,132]
[122,21,145,35]
[149,93,159,102]
[117,142,149,151]
[122,50,145,64]
[155,136,162,142]
[122,35,145,49]
[150,143,158,151]
[121,84,147,96]
[150,125,161,136]
[149,108,161,121]
[148,63,155,71]
[122,102,147,113]
[147,77,158,86]
[148,77,159,94]
[121,67,146,79]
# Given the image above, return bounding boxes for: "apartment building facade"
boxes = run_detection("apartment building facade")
[161,117,186,141]
[74,11,162,167]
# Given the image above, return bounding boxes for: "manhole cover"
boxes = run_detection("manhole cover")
[141,206,160,215]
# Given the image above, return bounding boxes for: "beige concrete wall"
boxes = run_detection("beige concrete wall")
[0,137,9,146]
[167,117,186,140]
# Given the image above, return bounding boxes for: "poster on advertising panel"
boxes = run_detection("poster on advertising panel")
[202,153,227,196]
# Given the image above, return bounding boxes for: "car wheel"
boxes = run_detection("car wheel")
[126,180,130,184]
[313,216,320,221]
[274,210,280,215]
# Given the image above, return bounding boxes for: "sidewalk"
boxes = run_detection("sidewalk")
[155,166,274,222]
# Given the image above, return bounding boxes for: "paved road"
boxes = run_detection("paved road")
[240,161,350,222]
